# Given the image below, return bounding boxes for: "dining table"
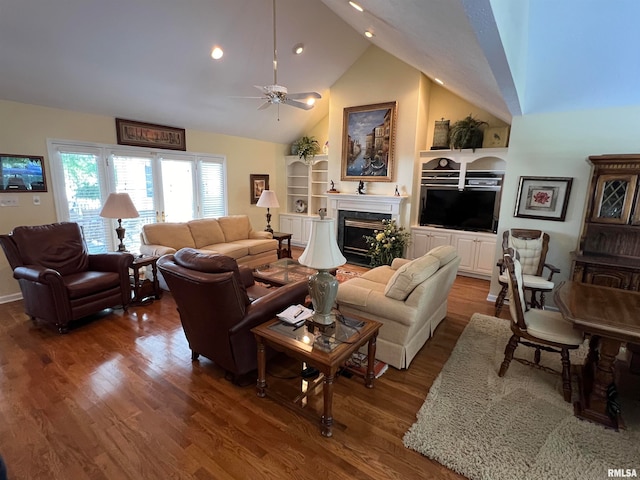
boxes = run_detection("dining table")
[554,280,640,430]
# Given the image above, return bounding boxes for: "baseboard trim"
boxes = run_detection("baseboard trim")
[0,292,22,304]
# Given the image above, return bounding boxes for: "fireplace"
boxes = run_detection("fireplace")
[338,210,391,266]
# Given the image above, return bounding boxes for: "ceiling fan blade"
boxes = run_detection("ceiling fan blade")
[257,101,272,110]
[286,91,322,100]
[284,98,313,110]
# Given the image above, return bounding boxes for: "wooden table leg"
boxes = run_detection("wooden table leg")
[365,333,378,388]
[256,337,267,398]
[575,336,622,429]
[321,371,335,437]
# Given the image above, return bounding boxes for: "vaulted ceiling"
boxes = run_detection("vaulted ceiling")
[1,0,636,145]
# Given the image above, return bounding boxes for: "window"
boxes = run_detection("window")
[48,140,227,253]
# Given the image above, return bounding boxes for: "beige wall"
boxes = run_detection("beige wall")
[0,99,285,299]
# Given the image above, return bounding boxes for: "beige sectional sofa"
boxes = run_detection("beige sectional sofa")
[140,216,278,287]
[336,245,460,369]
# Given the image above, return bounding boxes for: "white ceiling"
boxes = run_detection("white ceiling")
[0,0,518,145]
[5,0,638,146]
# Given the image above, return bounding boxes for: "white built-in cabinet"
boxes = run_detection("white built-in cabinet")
[278,155,328,246]
[411,148,507,278]
[411,226,496,278]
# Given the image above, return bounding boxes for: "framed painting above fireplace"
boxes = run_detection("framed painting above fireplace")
[341,102,397,182]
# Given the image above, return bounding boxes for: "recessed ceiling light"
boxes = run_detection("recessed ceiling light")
[211,46,223,60]
[349,1,364,12]
[434,78,444,85]
[364,30,374,38]
[293,43,304,55]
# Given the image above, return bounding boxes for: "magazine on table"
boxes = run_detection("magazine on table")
[277,304,313,325]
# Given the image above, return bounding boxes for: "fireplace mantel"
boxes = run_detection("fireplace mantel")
[327,193,407,224]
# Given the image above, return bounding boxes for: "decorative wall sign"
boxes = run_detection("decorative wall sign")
[115,118,186,151]
[250,174,269,204]
[514,176,573,221]
[341,101,397,182]
[0,153,47,192]
[431,118,450,150]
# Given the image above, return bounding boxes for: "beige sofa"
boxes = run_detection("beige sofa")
[140,216,278,287]
[336,245,460,369]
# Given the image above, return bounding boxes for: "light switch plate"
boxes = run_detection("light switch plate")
[0,196,19,207]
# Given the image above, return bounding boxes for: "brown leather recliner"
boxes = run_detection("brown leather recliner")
[157,248,308,384]
[0,222,134,333]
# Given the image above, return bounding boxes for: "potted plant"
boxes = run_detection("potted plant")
[293,136,320,163]
[449,114,487,151]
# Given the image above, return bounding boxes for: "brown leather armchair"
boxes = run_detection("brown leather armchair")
[157,248,308,384]
[0,222,133,333]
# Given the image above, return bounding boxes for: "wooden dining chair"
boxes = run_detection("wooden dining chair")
[498,249,584,402]
[494,229,560,316]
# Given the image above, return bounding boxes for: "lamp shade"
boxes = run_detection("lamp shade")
[256,190,280,208]
[99,192,140,219]
[298,218,346,270]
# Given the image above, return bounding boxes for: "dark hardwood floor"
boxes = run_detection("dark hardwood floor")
[0,256,508,480]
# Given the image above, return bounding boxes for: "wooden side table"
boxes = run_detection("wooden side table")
[130,255,161,305]
[272,232,292,259]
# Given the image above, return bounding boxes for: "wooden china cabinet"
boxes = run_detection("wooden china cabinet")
[571,154,640,371]
[572,154,640,289]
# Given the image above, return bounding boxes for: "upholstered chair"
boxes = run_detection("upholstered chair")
[0,222,134,333]
[494,229,560,316]
[498,249,584,402]
[157,248,308,385]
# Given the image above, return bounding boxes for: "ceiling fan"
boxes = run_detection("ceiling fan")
[244,0,321,112]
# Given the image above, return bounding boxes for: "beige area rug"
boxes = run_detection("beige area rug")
[403,313,640,480]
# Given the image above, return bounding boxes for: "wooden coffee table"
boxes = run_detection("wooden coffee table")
[252,314,381,437]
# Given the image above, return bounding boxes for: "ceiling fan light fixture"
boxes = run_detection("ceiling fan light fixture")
[364,30,374,38]
[349,1,364,12]
[211,46,224,60]
[293,43,304,55]
[306,98,316,106]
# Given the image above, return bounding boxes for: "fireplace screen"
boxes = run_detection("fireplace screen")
[338,210,391,266]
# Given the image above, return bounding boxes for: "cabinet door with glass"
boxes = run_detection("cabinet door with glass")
[591,174,637,224]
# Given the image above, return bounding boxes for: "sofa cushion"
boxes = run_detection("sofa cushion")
[188,219,225,248]
[231,238,278,255]
[173,248,250,305]
[426,245,457,266]
[143,223,195,250]
[199,243,249,259]
[384,254,440,301]
[218,215,252,242]
[361,265,396,285]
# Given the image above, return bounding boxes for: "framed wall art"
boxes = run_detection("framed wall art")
[0,153,47,192]
[250,174,269,204]
[514,176,573,221]
[341,101,397,182]
[115,118,186,151]
[482,126,510,148]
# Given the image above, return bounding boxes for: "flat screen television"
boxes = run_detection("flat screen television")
[419,188,499,233]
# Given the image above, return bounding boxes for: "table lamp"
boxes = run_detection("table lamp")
[99,192,140,252]
[298,210,346,326]
[256,190,279,233]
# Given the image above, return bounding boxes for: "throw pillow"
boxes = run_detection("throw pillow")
[426,244,457,266]
[384,254,440,301]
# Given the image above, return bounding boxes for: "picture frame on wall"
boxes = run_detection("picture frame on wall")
[341,101,397,182]
[482,126,510,148]
[115,118,186,151]
[0,153,47,192]
[250,174,269,204]
[514,176,573,221]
